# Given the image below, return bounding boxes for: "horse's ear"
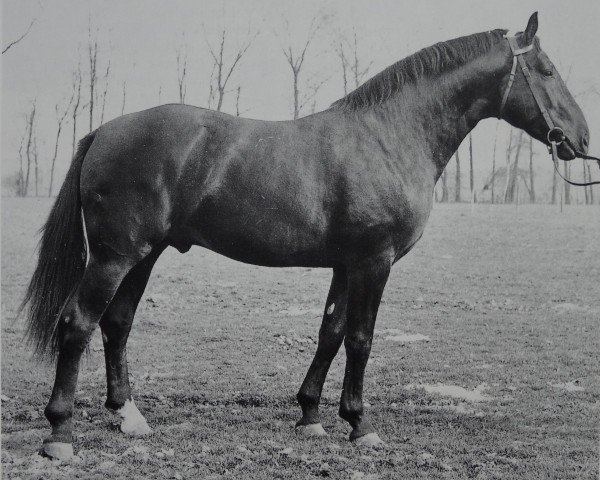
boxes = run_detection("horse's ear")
[523,12,538,44]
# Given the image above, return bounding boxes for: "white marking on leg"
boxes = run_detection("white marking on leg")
[295,423,328,437]
[81,208,90,267]
[354,432,385,448]
[327,303,335,315]
[117,398,152,436]
[43,441,74,460]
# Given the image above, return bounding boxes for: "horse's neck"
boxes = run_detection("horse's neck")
[368,54,504,179]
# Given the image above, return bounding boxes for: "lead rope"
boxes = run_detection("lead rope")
[550,140,600,187]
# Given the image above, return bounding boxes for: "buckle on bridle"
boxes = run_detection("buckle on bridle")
[547,127,564,145]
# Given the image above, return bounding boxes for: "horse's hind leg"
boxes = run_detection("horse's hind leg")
[296,267,348,436]
[100,245,165,436]
[43,252,136,460]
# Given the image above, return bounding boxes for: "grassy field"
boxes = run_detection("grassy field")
[2,197,599,479]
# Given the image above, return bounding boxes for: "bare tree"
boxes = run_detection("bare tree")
[205,28,257,112]
[71,63,83,158]
[505,130,525,203]
[49,93,75,196]
[551,167,558,204]
[88,32,98,132]
[528,137,535,203]
[281,17,321,119]
[583,163,590,205]
[99,60,111,125]
[33,135,39,197]
[469,133,475,203]
[585,164,594,204]
[335,30,372,95]
[563,162,571,205]
[176,46,187,104]
[17,134,26,196]
[121,81,127,115]
[502,128,513,203]
[24,101,37,197]
[348,30,372,89]
[2,19,35,54]
[454,151,461,202]
[235,86,241,116]
[440,169,449,202]
[335,42,349,95]
[490,123,499,203]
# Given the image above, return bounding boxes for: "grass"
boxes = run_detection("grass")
[2,197,599,479]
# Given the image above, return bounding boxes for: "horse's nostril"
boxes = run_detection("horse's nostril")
[582,133,589,148]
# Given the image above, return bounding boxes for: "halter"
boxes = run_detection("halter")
[498,35,600,187]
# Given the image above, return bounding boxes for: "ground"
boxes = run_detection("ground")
[1,197,598,479]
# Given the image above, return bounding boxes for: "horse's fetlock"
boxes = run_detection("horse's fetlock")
[297,390,318,409]
[44,403,72,425]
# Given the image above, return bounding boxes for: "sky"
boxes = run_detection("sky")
[2,0,600,201]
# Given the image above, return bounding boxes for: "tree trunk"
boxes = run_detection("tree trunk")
[441,169,449,202]
[454,151,461,202]
[49,124,63,196]
[505,131,523,203]
[24,104,36,197]
[217,88,224,112]
[563,162,571,205]
[293,70,300,120]
[34,137,38,197]
[469,134,475,202]
[551,168,558,204]
[528,137,535,203]
[503,129,513,203]
[587,164,594,204]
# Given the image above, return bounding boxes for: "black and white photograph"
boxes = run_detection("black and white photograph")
[2,0,599,478]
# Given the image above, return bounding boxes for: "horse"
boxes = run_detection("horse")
[21,12,589,459]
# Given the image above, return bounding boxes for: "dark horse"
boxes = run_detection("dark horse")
[22,13,589,459]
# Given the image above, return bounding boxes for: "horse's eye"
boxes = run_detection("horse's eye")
[542,69,553,77]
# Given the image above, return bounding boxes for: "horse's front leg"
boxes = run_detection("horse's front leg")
[296,267,348,436]
[339,256,391,446]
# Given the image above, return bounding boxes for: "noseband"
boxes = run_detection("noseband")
[498,35,600,187]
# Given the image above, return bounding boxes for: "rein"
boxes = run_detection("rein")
[499,35,600,187]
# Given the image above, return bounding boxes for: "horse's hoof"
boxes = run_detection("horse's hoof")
[121,417,152,436]
[42,441,74,460]
[117,399,152,436]
[295,423,328,437]
[352,432,386,448]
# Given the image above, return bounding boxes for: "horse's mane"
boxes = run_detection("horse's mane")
[330,29,508,111]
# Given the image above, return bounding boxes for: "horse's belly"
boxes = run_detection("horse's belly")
[175,203,331,267]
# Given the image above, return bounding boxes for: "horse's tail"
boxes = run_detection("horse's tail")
[20,131,96,360]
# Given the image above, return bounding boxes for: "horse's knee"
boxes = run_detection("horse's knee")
[344,333,372,359]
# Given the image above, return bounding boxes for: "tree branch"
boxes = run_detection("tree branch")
[2,19,35,54]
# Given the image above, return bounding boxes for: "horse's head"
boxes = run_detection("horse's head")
[499,12,589,160]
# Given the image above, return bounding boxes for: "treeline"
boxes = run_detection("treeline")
[435,128,597,205]
[3,15,598,204]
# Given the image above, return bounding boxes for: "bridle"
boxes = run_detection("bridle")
[498,35,600,187]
